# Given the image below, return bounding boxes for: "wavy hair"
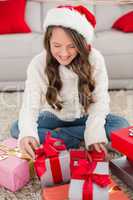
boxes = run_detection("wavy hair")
[43,26,95,112]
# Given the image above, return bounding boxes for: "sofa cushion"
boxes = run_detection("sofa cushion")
[93,30,133,55]
[95,4,133,32]
[0,33,43,58]
[0,0,31,34]
[93,30,133,79]
[112,11,133,32]
[26,1,42,33]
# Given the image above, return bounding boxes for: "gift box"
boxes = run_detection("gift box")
[69,159,110,200]
[0,138,32,192]
[127,157,133,166]
[40,150,71,187]
[34,133,71,187]
[34,132,106,187]
[111,126,133,160]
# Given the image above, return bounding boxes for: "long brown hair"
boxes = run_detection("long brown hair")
[44,26,95,113]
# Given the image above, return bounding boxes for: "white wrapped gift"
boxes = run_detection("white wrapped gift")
[69,161,110,200]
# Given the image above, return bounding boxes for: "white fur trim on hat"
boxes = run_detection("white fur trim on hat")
[43,7,94,44]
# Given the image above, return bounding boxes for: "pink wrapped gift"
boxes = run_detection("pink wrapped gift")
[69,158,110,200]
[0,138,30,192]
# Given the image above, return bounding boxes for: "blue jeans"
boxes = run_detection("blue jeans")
[10,112,129,148]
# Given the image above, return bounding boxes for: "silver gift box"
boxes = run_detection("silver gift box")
[40,150,71,187]
[69,162,109,200]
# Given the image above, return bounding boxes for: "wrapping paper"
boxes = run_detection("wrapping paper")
[69,160,110,200]
[109,179,129,200]
[111,126,133,159]
[0,138,30,192]
[42,184,69,200]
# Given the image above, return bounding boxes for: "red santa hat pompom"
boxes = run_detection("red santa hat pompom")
[43,5,96,44]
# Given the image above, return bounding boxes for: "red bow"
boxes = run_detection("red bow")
[34,132,66,180]
[72,159,110,200]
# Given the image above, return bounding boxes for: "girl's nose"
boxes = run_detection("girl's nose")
[60,48,69,56]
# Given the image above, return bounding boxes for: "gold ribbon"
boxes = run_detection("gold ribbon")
[0,144,31,161]
[109,185,121,193]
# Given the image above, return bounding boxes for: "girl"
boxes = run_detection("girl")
[10,5,129,159]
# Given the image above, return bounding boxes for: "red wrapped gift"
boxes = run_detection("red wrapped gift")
[111,126,133,160]
[127,157,133,166]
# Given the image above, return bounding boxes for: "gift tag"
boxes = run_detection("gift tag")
[129,128,133,137]
[0,155,8,160]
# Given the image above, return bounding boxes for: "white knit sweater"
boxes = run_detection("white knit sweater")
[18,48,110,147]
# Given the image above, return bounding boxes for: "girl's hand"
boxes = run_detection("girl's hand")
[88,142,108,161]
[19,136,40,160]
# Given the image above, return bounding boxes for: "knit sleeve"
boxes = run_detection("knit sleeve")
[84,49,110,148]
[18,52,46,144]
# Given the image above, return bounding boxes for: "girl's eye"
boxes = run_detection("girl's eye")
[54,45,60,48]
[69,46,75,48]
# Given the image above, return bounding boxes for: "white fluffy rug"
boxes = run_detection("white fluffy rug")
[0,90,133,199]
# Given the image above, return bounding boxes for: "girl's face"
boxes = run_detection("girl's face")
[50,27,78,66]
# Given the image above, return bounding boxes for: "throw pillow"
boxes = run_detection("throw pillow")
[112,11,133,32]
[0,0,31,34]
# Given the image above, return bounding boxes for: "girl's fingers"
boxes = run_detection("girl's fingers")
[88,145,94,151]
[93,143,102,152]
[88,143,108,161]
[86,151,93,162]
[19,140,26,152]
[29,138,40,150]
[24,142,36,160]
[99,143,108,157]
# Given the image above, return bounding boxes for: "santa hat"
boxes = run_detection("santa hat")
[43,5,96,44]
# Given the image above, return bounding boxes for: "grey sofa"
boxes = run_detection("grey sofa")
[0,0,133,91]
[93,3,133,89]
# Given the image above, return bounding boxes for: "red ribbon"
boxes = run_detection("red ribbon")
[70,149,106,172]
[70,149,105,161]
[71,159,110,200]
[34,132,66,184]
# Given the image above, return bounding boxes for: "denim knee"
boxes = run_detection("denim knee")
[106,114,129,128]
[105,114,130,140]
[115,115,130,128]
[10,120,20,139]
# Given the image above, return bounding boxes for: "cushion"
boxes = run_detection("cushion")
[0,0,31,34]
[112,11,133,32]
[26,1,42,33]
